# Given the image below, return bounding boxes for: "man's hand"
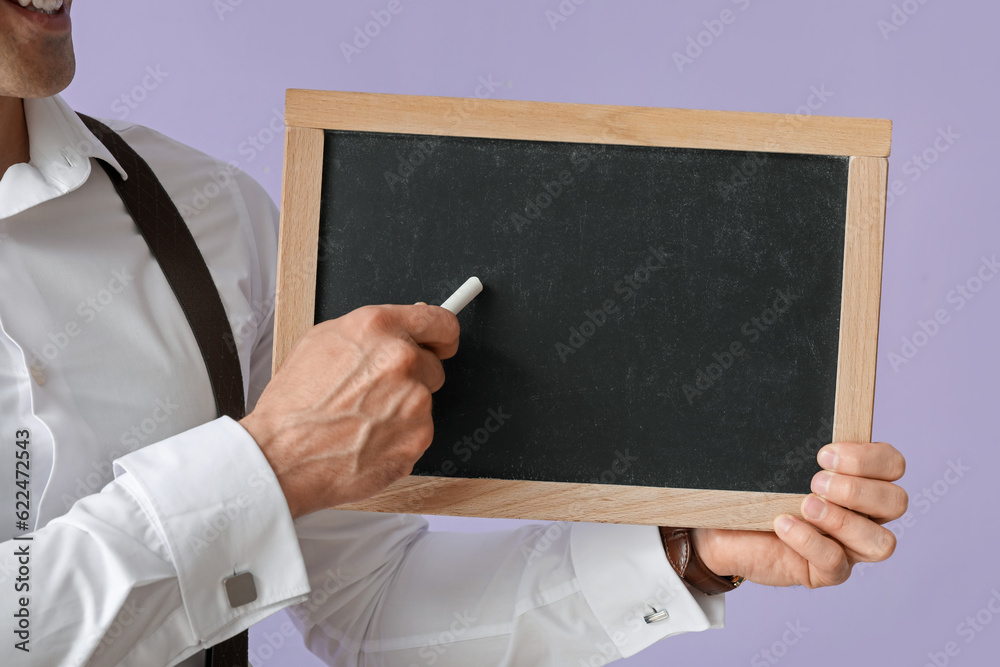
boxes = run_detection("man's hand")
[239,304,459,520]
[691,441,907,588]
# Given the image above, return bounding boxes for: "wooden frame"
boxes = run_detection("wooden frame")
[275,89,890,531]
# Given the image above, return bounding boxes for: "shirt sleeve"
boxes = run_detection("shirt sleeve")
[0,164,311,667]
[0,415,311,667]
[0,291,311,667]
[285,510,724,666]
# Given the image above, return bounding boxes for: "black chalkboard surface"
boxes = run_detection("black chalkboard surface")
[276,89,889,528]
[314,130,847,495]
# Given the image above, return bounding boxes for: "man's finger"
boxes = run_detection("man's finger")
[397,304,461,359]
[816,441,905,481]
[412,346,447,393]
[773,514,851,588]
[810,471,908,521]
[799,494,898,563]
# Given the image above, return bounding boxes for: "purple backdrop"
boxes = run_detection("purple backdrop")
[62,1,1000,665]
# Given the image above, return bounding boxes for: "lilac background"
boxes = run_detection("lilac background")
[62,1,999,665]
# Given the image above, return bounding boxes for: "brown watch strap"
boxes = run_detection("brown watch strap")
[659,527,744,595]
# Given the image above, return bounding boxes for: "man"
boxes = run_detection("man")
[0,1,907,666]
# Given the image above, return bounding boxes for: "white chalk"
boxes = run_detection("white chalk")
[440,276,483,314]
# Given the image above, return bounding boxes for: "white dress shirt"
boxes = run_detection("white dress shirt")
[0,94,723,667]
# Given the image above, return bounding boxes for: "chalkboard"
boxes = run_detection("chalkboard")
[275,90,890,530]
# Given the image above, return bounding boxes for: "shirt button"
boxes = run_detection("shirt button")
[29,365,46,386]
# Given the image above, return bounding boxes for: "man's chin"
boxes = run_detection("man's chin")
[3,52,75,98]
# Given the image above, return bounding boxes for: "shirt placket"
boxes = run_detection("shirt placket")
[0,219,56,539]
[0,217,115,531]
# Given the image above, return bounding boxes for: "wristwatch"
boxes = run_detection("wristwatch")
[658,527,745,595]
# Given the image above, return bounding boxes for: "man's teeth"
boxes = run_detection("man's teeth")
[16,0,64,14]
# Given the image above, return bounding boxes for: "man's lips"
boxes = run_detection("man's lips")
[2,0,71,31]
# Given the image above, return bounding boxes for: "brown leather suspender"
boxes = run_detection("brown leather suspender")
[78,113,249,667]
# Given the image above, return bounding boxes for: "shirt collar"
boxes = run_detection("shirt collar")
[0,94,127,220]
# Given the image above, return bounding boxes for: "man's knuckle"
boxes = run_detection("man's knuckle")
[840,444,862,474]
[797,528,822,555]
[825,506,849,533]
[821,551,849,580]
[411,304,434,333]
[407,423,433,457]
[430,365,447,392]
[832,560,852,585]
[358,305,393,333]
[839,474,863,504]
[396,385,432,423]
[407,386,433,415]
[393,340,420,368]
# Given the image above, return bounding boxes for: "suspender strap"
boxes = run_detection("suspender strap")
[78,113,246,423]
[77,113,249,667]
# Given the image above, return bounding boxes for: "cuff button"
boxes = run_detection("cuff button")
[643,606,670,624]
[224,571,258,608]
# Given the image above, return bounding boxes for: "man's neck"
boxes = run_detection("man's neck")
[0,96,30,178]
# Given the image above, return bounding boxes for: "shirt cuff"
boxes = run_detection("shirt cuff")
[570,522,725,658]
[113,416,311,643]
